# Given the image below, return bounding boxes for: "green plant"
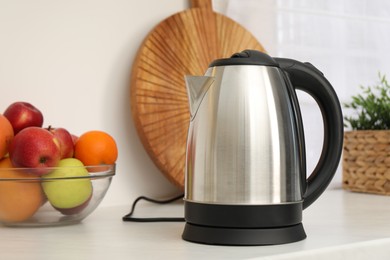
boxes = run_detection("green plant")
[344,73,390,130]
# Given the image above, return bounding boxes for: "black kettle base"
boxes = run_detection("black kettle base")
[182,222,306,246]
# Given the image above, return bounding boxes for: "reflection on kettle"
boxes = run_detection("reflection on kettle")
[182,50,343,245]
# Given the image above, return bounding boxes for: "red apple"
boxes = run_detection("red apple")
[9,127,61,175]
[71,134,78,146]
[46,126,74,159]
[3,102,44,135]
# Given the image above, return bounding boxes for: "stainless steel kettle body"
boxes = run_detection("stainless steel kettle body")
[186,65,304,205]
[182,50,343,246]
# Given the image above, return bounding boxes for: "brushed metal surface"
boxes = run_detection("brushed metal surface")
[185,65,303,205]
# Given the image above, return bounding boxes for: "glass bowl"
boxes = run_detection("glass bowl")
[0,164,115,227]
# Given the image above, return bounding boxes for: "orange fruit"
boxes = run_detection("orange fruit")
[0,114,14,159]
[74,130,118,166]
[0,157,45,223]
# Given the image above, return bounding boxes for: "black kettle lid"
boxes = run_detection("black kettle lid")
[209,49,279,67]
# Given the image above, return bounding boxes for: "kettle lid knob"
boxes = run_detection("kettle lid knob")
[209,49,278,67]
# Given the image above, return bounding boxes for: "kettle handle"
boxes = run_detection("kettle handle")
[275,58,344,209]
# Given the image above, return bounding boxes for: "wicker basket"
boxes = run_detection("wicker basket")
[343,130,390,195]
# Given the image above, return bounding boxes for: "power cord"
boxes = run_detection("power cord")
[122,194,185,222]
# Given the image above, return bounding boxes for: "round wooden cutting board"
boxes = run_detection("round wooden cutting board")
[130,0,265,190]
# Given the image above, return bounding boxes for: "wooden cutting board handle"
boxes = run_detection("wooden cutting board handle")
[190,0,212,9]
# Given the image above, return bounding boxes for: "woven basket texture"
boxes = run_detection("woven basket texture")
[343,130,390,195]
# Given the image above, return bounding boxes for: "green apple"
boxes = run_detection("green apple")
[42,158,92,215]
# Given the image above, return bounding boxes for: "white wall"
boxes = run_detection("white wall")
[0,0,191,206]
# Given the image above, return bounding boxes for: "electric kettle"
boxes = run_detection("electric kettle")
[182,50,343,245]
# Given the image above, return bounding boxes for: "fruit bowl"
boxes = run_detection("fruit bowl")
[0,164,115,227]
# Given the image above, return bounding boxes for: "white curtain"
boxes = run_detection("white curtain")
[214,0,390,186]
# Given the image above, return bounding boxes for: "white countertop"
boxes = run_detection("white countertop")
[1,188,390,260]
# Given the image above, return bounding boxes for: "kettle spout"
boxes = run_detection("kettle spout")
[185,76,214,119]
